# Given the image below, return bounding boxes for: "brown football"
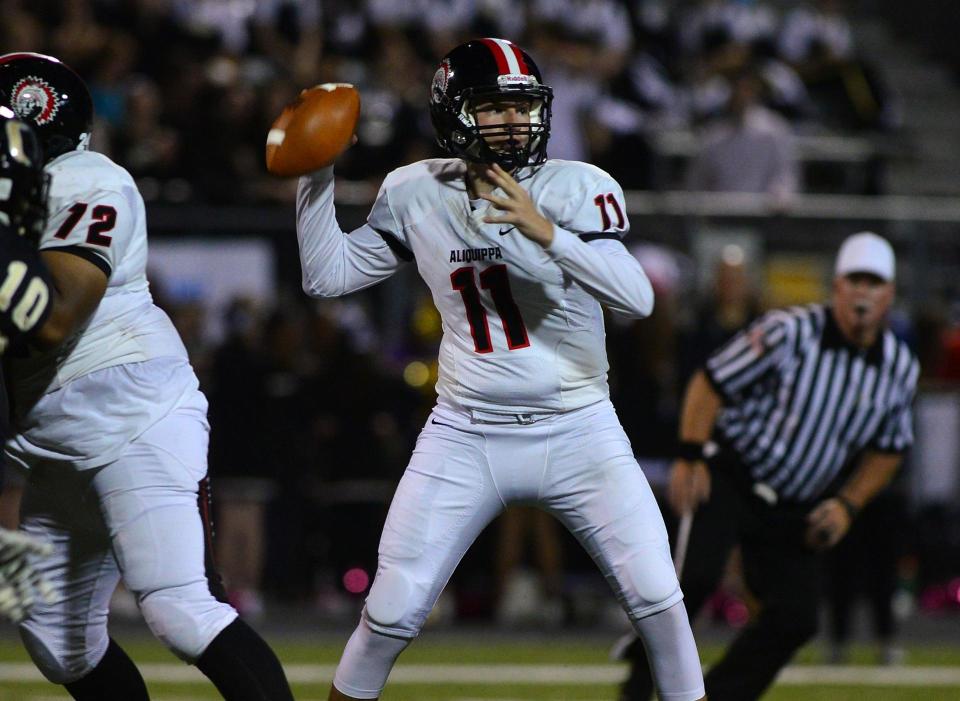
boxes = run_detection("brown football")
[265,83,360,177]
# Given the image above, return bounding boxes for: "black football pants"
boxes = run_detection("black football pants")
[622,462,822,701]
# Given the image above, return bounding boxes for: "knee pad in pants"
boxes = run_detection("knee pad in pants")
[620,540,683,621]
[363,566,425,637]
[19,624,109,685]
[139,582,237,661]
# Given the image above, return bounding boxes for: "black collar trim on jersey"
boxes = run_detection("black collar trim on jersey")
[822,306,884,366]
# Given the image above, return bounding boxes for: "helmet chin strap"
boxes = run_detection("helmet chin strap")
[491,149,522,172]
[480,131,536,171]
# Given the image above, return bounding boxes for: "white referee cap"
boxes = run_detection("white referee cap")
[835,232,895,282]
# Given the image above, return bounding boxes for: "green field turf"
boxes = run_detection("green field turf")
[0,636,958,700]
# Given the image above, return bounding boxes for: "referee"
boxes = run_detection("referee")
[618,232,920,701]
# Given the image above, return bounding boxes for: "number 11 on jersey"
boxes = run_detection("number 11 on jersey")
[451,264,530,353]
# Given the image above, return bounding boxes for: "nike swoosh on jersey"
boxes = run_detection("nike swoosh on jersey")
[498,226,515,236]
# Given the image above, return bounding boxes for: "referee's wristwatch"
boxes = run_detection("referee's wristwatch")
[676,440,719,462]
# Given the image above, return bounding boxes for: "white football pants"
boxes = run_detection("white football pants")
[334,399,697,698]
[18,406,237,684]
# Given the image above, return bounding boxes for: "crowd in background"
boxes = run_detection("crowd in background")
[3,0,960,644]
[1,0,896,203]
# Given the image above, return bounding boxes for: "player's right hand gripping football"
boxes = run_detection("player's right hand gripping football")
[265,84,361,177]
[0,528,54,624]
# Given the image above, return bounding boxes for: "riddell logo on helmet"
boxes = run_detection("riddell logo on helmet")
[497,74,537,87]
[431,59,451,100]
[11,77,60,125]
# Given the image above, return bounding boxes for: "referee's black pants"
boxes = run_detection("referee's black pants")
[621,462,822,701]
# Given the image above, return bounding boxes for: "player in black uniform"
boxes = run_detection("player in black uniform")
[0,109,57,622]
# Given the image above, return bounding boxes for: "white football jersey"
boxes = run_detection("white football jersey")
[297,158,654,414]
[6,150,195,470]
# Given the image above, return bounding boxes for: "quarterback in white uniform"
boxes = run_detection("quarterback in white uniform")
[296,39,706,701]
[0,53,293,701]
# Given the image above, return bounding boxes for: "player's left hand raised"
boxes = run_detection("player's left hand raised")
[480,163,555,248]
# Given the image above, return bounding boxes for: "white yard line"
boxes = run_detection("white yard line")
[4,663,960,686]
[778,666,960,686]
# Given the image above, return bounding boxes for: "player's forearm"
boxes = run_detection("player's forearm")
[296,169,398,297]
[545,230,654,318]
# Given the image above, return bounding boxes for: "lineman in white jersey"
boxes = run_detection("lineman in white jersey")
[0,53,294,701]
[296,39,706,701]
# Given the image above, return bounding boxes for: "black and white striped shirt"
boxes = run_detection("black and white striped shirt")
[705,304,919,503]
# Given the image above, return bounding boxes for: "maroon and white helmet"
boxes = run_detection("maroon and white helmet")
[0,53,93,163]
[429,38,553,171]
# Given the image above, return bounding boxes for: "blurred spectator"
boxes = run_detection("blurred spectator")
[0,1,45,53]
[182,58,266,202]
[166,295,213,380]
[494,507,565,627]
[779,0,854,67]
[302,303,420,601]
[320,0,378,64]
[528,24,605,163]
[170,0,259,55]
[208,298,273,617]
[679,0,778,60]
[520,1,634,164]
[113,77,183,184]
[925,297,960,382]
[756,49,813,123]
[49,0,111,71]
[531,0,633,79]
[470,0,528,41]
[686,63,800,198]
[607,244,684,456]
[677,245,762,386]
[366,0,476,61]
[779,0,896,133]
[591,43,687,189]
[335,31,434,181]
[250,0,322,86]
[88,34,137,128]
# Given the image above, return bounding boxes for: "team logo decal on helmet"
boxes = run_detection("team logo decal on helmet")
[11,77,59,126]
[431,59,451,103]
[0,53,93,162]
